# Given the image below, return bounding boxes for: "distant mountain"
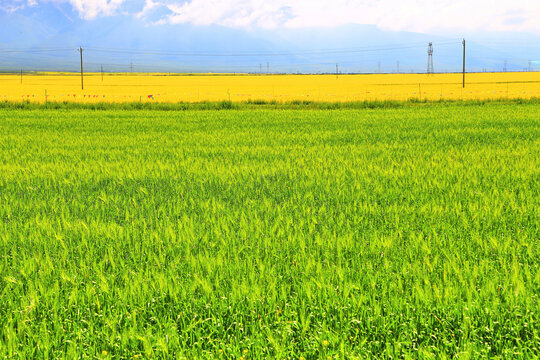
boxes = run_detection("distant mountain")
[1,3,539,73]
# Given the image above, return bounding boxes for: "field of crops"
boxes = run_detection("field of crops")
[1,72,540,103]
[1,102,539,358]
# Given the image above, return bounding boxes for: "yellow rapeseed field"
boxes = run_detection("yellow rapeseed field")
[1,72,539,103]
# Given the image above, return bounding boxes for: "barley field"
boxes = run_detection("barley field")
[1,72,540,103]
[0,101,539,358]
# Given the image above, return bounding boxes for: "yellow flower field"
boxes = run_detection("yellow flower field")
[1,71,539,103]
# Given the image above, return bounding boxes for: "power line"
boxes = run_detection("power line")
[83,41,461,57]
[0,41,465,73]
[0,48,76,53]
[1,40,538,74]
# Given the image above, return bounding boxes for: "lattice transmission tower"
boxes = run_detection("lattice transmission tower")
[427,42,434,74]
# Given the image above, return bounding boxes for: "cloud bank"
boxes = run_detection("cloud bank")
[3,0,540,34]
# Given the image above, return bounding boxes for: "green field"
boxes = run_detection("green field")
[0,102,539,359]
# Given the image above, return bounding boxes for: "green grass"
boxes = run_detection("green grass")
[0,102,539,359]
[1,97,540,111]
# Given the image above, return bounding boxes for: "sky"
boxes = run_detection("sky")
[2,0,540,34]
[1,0,539,72]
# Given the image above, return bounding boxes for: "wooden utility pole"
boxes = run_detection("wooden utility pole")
[79,47,84,90]
[336,63,339,79]
[462,39,466,88]
[101,64,104,82]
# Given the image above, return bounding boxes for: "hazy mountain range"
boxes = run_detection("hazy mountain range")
[1,3,539,73]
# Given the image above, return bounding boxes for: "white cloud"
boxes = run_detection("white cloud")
[156,0,540,33]
[65,0,126,19]
[3,0,540,33]
[0,0,37,12]
[135,0,158,18]
[161,0,294,28]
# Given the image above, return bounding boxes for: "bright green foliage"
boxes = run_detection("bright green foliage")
[0,103,539,359]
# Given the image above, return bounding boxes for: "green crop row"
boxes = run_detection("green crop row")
[1,97,540,111]
[0,104,539,359]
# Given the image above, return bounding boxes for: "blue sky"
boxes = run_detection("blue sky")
[2,0,539,33]
[1,0,539,72]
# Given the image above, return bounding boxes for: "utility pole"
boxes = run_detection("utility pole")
[528,60,532,72]
[462,39,466,88]
[503,60,507,72]
[396,61,400,73]
[79,47,84,90]
[130,62,133,73]
[267,62,269,74]
[336,63,339,79]
[101,64,104,82]
[427,42,434,74]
